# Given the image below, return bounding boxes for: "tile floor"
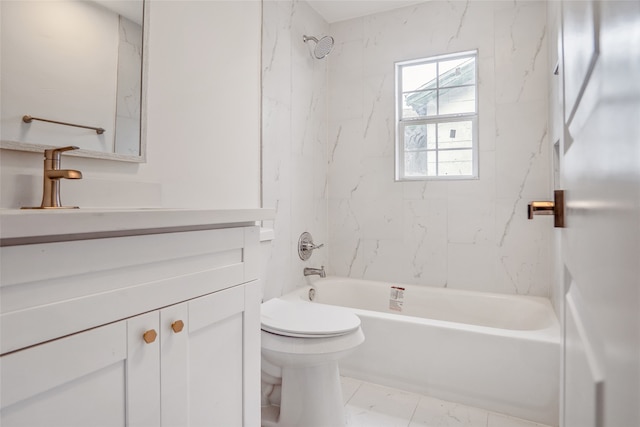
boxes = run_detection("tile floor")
[341,377,552,427]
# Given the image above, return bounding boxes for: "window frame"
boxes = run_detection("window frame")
[395,50,479,181]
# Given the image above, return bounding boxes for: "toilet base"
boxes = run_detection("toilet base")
[261,405,280,427]
[262,361,346,427]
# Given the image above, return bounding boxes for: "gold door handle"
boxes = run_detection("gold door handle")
[171,320,184,333]
[528,190,565,228]
[143,329,157,344]
[528,201,554,216]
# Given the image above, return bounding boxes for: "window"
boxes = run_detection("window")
[395,50,478,180]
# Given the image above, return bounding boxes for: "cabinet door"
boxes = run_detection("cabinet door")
[1,312,162,427]
[0,322,128,427]
[160,302,189,427]
[188,285,245,426]
[161,284,254,427]
[127,311,161,427]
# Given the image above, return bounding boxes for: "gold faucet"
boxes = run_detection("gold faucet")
[22,146,83,209]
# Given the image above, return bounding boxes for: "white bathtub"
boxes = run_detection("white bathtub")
[282,277,560,426]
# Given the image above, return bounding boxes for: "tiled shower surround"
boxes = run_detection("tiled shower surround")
[262,0,551,298]
[261,0,330,299]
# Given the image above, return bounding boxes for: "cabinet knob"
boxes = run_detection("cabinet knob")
[171,320,184,333]
[143,329,157,344]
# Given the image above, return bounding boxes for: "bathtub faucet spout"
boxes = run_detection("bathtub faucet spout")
[303,266,326,278]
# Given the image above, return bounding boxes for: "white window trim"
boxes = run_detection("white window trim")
[395,50,479,181]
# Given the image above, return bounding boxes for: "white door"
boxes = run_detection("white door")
[559,1,640,426]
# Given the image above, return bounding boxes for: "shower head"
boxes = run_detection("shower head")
[303,34,334,59]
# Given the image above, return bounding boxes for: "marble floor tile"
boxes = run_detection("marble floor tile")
[341,376,363,404]
[408,395,489,427]
[487,412,550,427]
[344,381,420,427]
[340,377,553,427]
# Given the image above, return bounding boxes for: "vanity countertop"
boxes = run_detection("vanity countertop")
[0,208,274,246]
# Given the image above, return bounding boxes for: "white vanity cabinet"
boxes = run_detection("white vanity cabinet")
[0,209,271,427]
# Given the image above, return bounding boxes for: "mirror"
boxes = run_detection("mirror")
[0,0,147,162]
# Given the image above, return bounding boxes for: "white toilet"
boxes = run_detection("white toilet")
[260,297,365,427]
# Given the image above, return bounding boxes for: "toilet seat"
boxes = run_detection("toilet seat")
[261,298,361,338]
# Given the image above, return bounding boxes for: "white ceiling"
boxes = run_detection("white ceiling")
[306,0,428,24]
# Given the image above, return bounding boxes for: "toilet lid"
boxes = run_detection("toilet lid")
[261,298,361,338]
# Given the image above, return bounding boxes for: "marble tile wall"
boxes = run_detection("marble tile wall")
[327,1,552,296]
[261,0,329,299]
[262,1,551,299]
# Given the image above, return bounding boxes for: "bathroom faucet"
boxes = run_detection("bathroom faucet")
[303,266,326,278]
[30,146,83,209]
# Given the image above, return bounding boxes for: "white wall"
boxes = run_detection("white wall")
[146,0,261,209]
[327,1,552,296]
[0,0,261,210]
[261,0,329,300]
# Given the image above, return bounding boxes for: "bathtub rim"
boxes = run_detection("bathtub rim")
[281,277,560,345]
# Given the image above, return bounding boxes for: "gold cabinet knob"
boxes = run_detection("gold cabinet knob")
[143,329,157,344]
[171,320,184,333]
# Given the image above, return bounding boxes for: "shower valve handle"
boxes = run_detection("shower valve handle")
[302,242,324,251]
[298,232,323,260]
